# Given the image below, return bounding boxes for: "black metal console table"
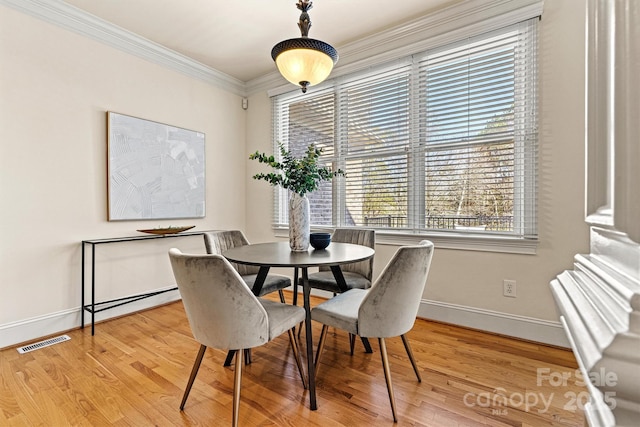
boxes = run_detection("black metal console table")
[81,230,210,335]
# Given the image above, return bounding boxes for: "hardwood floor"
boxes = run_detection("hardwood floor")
[0,294,586,426]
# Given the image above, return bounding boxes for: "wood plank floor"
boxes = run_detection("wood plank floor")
[0,293,586,426]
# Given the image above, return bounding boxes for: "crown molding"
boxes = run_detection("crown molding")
[0,0,248,96]
[337,0,542,59]
[2,0,542,98]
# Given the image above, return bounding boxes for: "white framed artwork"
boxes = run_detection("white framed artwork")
[107,111,205,220]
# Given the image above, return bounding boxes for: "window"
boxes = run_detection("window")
[272,19,538,242]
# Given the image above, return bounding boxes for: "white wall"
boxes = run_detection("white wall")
[246,0,589,346]
[0,6,247,347]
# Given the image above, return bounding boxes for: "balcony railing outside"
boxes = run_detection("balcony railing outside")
[363,215,513,231]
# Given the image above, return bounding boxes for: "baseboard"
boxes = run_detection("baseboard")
[301,290,570,347]
[1,289,570,350]
[418,299,571,347]
[0,286,181,350]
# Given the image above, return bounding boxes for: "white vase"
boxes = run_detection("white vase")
[289,193,310,251]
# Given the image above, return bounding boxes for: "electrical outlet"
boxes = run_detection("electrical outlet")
[503,280,517,297]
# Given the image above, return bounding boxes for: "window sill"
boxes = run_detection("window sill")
[272,227,538,255]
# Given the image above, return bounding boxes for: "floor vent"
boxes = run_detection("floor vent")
[17,335,71,354]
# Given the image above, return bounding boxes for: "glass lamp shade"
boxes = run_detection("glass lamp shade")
[272,38,338,91]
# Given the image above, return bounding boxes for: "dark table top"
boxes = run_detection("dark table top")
[222,241,375,268]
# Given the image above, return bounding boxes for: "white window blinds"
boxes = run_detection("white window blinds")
[273,88,337,226]
[272,18,538,238]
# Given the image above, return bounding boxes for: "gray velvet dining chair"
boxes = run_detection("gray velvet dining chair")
[300,228,375,294]
[294,228,375,354]
[204,230,291,303]
[168,248,307,427]
[310,240,434,423]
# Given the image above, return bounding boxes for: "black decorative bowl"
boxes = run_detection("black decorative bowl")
[310,232,331,250]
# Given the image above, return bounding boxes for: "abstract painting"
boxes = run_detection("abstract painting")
[107,112,205,220]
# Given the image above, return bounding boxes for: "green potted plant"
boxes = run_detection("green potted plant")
[250,143,344,251]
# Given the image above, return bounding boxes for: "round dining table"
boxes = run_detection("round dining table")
[222,241,375,411]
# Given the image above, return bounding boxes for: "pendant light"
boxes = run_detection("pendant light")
[271,1,338,93]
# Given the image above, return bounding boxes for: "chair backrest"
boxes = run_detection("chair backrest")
[320,228,375,280]
[203,230,259,276]
[358,240,434,338]
[168,248,270,350]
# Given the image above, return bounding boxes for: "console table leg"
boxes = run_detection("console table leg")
[81,242,85,328]
[91,244,96,336]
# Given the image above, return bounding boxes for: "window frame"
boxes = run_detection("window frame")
[270,20,540,255]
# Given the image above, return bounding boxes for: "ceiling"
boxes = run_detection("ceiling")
[61,0,462,83]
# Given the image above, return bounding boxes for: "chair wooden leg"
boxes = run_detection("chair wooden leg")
[278,289,286,303]
[233,348,243,427]
[379,338,398,422]
[180,344,207,410]
[401,334,422,382]
[314,325,329,379]
[287,329,308,389]
[224,349,251,366]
